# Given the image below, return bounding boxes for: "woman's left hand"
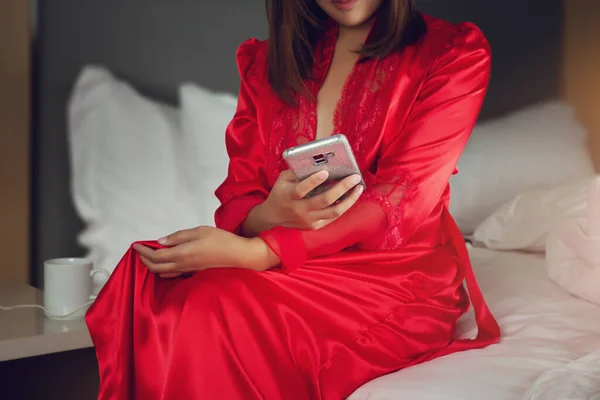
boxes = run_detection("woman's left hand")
[132,226,279,278]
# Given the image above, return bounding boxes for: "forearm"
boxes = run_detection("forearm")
[302,200,388,257]
[259,200,389,272]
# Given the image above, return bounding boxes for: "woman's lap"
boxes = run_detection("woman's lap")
[87,244,466,400]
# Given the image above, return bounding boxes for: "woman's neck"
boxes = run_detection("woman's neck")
[337,18,375,51]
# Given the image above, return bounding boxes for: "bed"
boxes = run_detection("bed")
[31,0,600,398]
[350,248,600,399]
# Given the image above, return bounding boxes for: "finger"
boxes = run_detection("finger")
[293,170,329,200]
[312,184,364,221]
[139,255,178,274]
[159,272,183,279]
[133,243,180,264]
[308,217,337,230]
[159,272,194,279]
[158,228,198,246]
[278,169,297,182]
[306,174,362,210]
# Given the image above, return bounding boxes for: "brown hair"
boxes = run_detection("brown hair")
[265,0,425,104]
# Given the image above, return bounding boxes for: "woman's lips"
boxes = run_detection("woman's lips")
[331,0,358,11]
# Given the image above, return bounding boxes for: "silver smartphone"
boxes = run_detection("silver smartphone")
[282,134,365,197]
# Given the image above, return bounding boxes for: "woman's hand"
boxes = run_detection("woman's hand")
[132,226,279,278]
[242,170,364,236]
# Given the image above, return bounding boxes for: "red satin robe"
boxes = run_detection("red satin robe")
[86,14,500,400]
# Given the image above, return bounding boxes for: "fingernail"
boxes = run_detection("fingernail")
[158,237,167,245]
[351,175,361,185]
[356,185,364,195]
[317,170,329,180]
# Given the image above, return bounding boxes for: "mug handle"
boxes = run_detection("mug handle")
[89,269,111,300]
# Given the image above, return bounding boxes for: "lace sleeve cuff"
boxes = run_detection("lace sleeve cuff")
[357,170,416,250]
[258,226,307,273]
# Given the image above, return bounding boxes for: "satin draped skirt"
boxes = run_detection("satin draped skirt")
[86,242,485,400]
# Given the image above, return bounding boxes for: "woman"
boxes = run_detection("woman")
[86,0,500,398]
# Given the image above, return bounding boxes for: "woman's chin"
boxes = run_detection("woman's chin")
[318,0,382,30]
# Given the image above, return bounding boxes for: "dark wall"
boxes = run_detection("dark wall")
[417,0,563,119]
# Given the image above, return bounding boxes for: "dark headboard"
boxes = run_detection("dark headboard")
[31,0,563,286]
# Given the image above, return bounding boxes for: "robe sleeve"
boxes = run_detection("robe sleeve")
[258,24,492,272]
[214,39,270,234]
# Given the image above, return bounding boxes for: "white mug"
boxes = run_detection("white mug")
[44,258,110,320]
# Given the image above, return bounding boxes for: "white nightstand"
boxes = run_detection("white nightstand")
[0,285,93,362]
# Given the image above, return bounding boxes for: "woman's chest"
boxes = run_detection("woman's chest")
[259,53,424,186]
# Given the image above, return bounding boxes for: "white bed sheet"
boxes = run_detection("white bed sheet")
[350,248,600,400]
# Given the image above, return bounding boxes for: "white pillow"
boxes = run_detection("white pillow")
[179,82,238,223]
[449,100,595,235]
[545,177,600,306]
[68,66,202,285]
[472,176,597,252]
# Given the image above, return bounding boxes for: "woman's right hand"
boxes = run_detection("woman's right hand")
[242,170,364,236]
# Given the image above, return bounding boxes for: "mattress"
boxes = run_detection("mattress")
[350,248,600,400]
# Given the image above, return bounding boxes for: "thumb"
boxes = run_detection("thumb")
[158,228,198,246]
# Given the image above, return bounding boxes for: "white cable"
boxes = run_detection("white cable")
[0,300,95,320]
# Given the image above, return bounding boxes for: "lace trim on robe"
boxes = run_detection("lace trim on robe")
[266,22,416,250]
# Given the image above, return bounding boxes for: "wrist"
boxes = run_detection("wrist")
[242,203,265,237]
[242,237,280,271]
[244,201,280,237]
[255,200,282,228]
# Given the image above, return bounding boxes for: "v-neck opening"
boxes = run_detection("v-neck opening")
[311,17,378,142]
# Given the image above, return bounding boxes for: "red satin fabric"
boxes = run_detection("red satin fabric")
[87,13,500,400]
